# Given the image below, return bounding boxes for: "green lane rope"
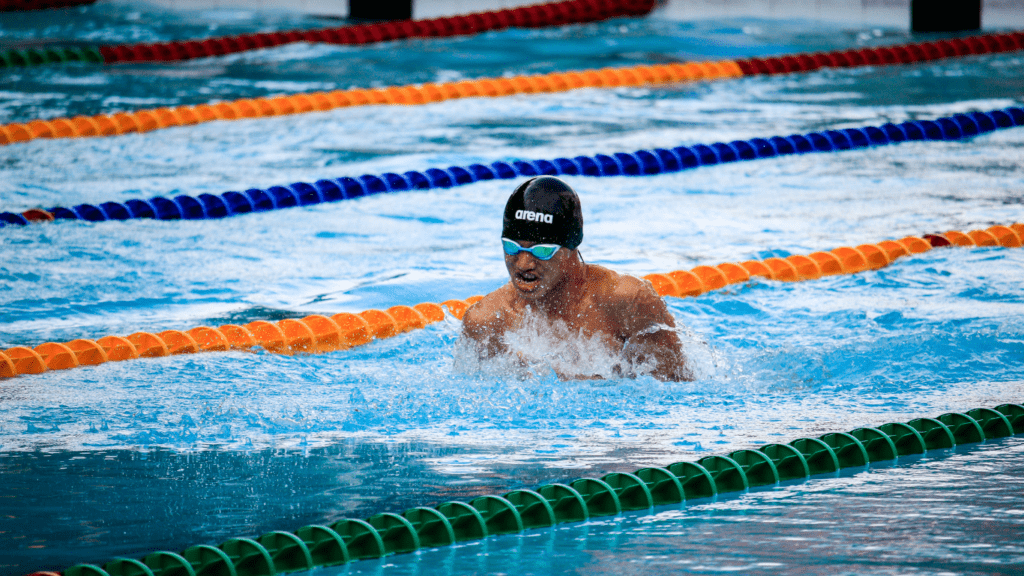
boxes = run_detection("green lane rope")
[41,403,1023,576]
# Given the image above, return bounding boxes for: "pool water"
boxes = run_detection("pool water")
[1,2,1023,574]
[342,437,1024,575]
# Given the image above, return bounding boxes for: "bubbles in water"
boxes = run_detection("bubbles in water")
[453,306,696,381]
[672,320,721,382]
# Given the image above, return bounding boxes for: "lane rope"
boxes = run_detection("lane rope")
[1,31,1021,147]
[2,223,1021,380]
[3,106,1021,228]
[30,402,1024,576]
[0,60,741,147]
[0,0,655,67]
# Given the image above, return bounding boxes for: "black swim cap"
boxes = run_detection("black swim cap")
[502,176,584,250]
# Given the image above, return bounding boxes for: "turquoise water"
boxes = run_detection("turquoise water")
[340,437,1024,575]
[1,2,1023,574]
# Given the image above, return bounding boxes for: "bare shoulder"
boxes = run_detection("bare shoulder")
[461,284,513,339]
[587,264,661,310]
[588,267,689,381]
[586,265,674,336]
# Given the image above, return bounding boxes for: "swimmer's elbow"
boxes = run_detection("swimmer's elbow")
[645,343,693,382]
[628,334,692,382]
[655,361,695,382]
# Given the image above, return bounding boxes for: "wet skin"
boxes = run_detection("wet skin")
[462,240,693,382]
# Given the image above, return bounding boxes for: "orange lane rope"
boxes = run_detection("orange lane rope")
[1,223,1020,379]
[0,61,741,146]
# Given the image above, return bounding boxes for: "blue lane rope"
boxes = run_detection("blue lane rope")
[2,107,1022,228]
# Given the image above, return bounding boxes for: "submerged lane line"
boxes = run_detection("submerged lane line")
[35,404,1024,576]
[1,224,1021,379]
[2,106,1022,228]
[0,31,1021,147]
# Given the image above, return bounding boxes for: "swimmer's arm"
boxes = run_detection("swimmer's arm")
[622,283,694,382]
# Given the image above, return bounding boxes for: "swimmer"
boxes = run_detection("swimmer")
[461,176,693,382]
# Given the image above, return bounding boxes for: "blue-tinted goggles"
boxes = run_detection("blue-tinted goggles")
[501,238,561,260]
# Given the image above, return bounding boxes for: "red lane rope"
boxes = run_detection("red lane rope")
[96,0,656,64]
[735,32,1024,75]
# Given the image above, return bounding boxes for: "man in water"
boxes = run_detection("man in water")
[461,176,693,382]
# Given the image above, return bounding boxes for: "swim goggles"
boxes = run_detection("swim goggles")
[501,238,561,260]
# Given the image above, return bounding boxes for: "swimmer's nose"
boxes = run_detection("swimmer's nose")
[513,252,538,268]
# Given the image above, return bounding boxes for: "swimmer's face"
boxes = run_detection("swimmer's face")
[504,240,571,300]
